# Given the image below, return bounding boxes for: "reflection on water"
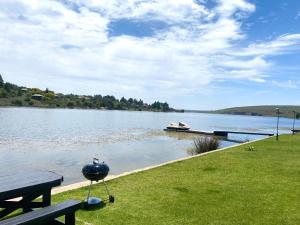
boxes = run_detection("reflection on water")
[0,107,294,185]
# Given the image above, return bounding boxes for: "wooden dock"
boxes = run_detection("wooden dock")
[163,129,214,135]
[164,129,274,137]
[291,129,300,133]
[213,130,274,137]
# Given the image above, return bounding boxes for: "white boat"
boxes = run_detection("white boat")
[166,122,190,131]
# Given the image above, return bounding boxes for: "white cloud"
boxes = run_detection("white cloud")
[216,0,255,17]
[0,0,299,104]
[218,56,271,69]
[81,0,212,22]
[233,34,300,56]
[271,80,298,89]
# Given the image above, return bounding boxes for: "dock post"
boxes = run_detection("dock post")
[213,131,228,137]
[276,108,280,141]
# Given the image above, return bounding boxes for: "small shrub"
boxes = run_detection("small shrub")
[189,136,220,155]
[11,99,23,106]
[24,97,31,102]
[245,146,255,151]
[45,92,55,99]
[67,101,75,108]
[0,89,7,98]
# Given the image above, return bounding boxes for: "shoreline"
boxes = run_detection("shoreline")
[52,136,271,195]
[0,105,178,113]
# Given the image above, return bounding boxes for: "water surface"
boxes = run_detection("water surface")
[0,107,294,184]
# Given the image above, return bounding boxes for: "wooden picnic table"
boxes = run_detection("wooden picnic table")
[0,171,63,219]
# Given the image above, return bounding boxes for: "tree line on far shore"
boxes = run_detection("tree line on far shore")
[0,74,181,112]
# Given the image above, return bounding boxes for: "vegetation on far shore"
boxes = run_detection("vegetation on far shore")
[52,134,299,225]
[0,75,181,112]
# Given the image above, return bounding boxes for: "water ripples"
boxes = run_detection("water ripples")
[0,128,167,152]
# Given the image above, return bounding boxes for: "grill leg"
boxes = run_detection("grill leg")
[103,179,115,203]
[103,179,110,196]
[87,180,92,201]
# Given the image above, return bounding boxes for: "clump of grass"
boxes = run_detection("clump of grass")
[189,136,220,155]
[245,146,255,151]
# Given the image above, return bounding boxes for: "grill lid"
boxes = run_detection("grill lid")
[82,158,109,182]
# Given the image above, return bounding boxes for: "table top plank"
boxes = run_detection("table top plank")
[0,171,63,201]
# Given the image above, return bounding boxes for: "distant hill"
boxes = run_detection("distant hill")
[186,106,300,119]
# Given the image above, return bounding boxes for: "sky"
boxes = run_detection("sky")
[0,0,300,110]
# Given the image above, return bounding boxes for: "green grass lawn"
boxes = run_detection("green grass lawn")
[54,135,300,225]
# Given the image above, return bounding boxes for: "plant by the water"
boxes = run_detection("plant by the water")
[189,136,220,155]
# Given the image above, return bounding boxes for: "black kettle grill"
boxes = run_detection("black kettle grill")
[82,158,114,207]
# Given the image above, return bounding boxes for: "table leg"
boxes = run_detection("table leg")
[42,189,52,207]
[65,212,75,225]
[22,195,33,213]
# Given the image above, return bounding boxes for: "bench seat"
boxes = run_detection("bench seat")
[0,200,82,225]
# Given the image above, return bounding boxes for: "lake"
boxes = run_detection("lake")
[0,107,295,185]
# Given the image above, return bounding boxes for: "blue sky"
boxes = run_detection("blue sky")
[0,0,300,110]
